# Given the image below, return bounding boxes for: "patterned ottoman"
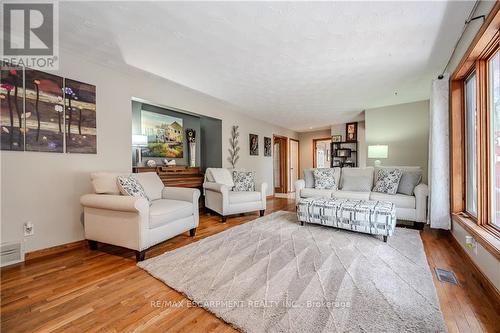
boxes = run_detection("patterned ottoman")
[297,197,396,242]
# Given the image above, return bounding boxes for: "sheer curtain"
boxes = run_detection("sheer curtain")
[428,74,451,229]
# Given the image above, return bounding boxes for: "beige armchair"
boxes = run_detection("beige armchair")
[80,172,200,261]
[203,168,267,222]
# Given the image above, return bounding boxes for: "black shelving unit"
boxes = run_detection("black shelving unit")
[330,141,358,167]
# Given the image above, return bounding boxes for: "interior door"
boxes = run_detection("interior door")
[273,135,288,193]
[289,139,299,192]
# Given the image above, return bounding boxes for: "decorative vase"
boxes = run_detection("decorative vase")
[189,142,196,167]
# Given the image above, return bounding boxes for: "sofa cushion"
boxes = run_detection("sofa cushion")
[370,192,415,209]
[341,175,372,192]
[332,190,370,200]
[232,171,255,191]
[313,168,339,190]
[91,172,130,194]
[340,167,374,189]
[133,172,164,201]
[117,176,149,201]
[149,199,193,229]
[303,169,315,188]
[206,168,234,187]
[229,191,261,204]
[301,188,334,198]
[373,168,403,195]
[398,171,422,195]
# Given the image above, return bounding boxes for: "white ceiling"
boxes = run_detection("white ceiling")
[59,1,474,132]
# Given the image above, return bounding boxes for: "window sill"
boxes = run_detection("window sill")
[452,213,500,260]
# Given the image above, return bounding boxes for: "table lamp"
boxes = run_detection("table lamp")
[368,145,388,166]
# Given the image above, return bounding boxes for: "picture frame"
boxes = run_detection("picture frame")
[346,122,358,142]
[332,135,342,143]
[264,137,271,156]
[249,133,259,155]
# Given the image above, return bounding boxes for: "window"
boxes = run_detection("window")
[465,73,478,217]
[490,51,500,228]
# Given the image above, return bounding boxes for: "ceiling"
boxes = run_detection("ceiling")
[59,1,474,132]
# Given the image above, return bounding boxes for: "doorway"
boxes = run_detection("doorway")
[273,135,288,193]
[289,139,299,192]
[313,137,332,168]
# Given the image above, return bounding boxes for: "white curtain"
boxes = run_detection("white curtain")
[428,74,451,229]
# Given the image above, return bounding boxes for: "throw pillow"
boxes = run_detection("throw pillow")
[373,169,403,195]
[117,176,150,201]
[397,171,422,195]
[313,168,337,190]
[341,175,372,192]
[303,169,315,188]
[232,171,255,191]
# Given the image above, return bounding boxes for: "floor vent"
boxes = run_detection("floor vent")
[435,268,459,285]
[1,242,22,266]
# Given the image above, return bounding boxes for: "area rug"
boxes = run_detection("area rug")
[138,211,446,333]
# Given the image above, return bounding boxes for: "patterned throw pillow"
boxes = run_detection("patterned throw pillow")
[373,169,403,195]
[232,171,255,191]
[313,168,337,190]
[117,176,149,201]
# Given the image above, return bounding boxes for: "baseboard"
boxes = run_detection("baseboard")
[448,232,500,307]
[266,195,274,199]
[25,240,86,261]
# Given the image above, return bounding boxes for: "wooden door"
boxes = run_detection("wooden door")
[273,135,288,193]
[289,139,299,192]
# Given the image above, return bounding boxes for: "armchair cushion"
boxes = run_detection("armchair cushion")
[149,199,193,229]
[232,171,255,191]
[228,191,261,204]
[117,176,149,201]
[91,172,129,194]
[134,172,164,200]
[205,168,234,187]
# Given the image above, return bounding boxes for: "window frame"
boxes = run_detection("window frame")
[450,3,500,259]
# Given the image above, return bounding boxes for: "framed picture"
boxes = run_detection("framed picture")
[141,110,183,158]
[249,134,258,155]
[65,78,97,154]
[264,137,271,156]
[346,122,357,142]
[0,63,24,151]
[332,135,342,143]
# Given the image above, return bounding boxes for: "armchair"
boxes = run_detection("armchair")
[203,168,267,222]
[80,172,200,261]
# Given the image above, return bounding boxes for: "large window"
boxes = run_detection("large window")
[490,51,500,228]
[465,73,477,217]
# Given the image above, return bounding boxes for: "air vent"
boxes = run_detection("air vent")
[435,268,459,285]
[1,242,22,266]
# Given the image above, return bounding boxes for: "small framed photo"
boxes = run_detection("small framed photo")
[249,134,259,155]
[346,122,358,142]
[332,135,342,143]
[264,137,271,156]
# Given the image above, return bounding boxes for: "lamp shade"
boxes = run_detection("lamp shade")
[132,134,148,147]
[368,145,388,159]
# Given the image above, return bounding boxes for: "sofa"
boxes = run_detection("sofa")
[295,166,428,227]
[80,172,200,261]
[203,168,267,222]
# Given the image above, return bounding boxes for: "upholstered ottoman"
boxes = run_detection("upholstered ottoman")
[297,197,396,242]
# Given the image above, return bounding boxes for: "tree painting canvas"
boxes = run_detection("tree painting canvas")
[141,110,183,158]
[0,63,24,151]
[64,79,97,154]
[25,69,64,153]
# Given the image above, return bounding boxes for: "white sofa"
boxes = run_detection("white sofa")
[203,168,267,222]
[80,172,200,261]
[295,166,428,227]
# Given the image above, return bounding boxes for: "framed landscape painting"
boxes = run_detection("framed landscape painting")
[25,69,64,153]
[0,63,24,151]
[141,110,183,158]
[65,78,97,154]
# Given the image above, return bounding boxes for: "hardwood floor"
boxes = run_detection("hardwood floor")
[1,198,499,332]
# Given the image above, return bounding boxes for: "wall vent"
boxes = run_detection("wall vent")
[1,242,22,267]
[435,268,459,285]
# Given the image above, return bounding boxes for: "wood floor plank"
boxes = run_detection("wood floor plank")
[1,198,498,332]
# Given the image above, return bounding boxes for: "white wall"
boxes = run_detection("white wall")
[365,100,429,182]
[0,50,297,254]
[298,129,331,175]
[444,0,499,293]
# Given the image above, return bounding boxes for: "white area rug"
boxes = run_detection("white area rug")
[138,211,446,333]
